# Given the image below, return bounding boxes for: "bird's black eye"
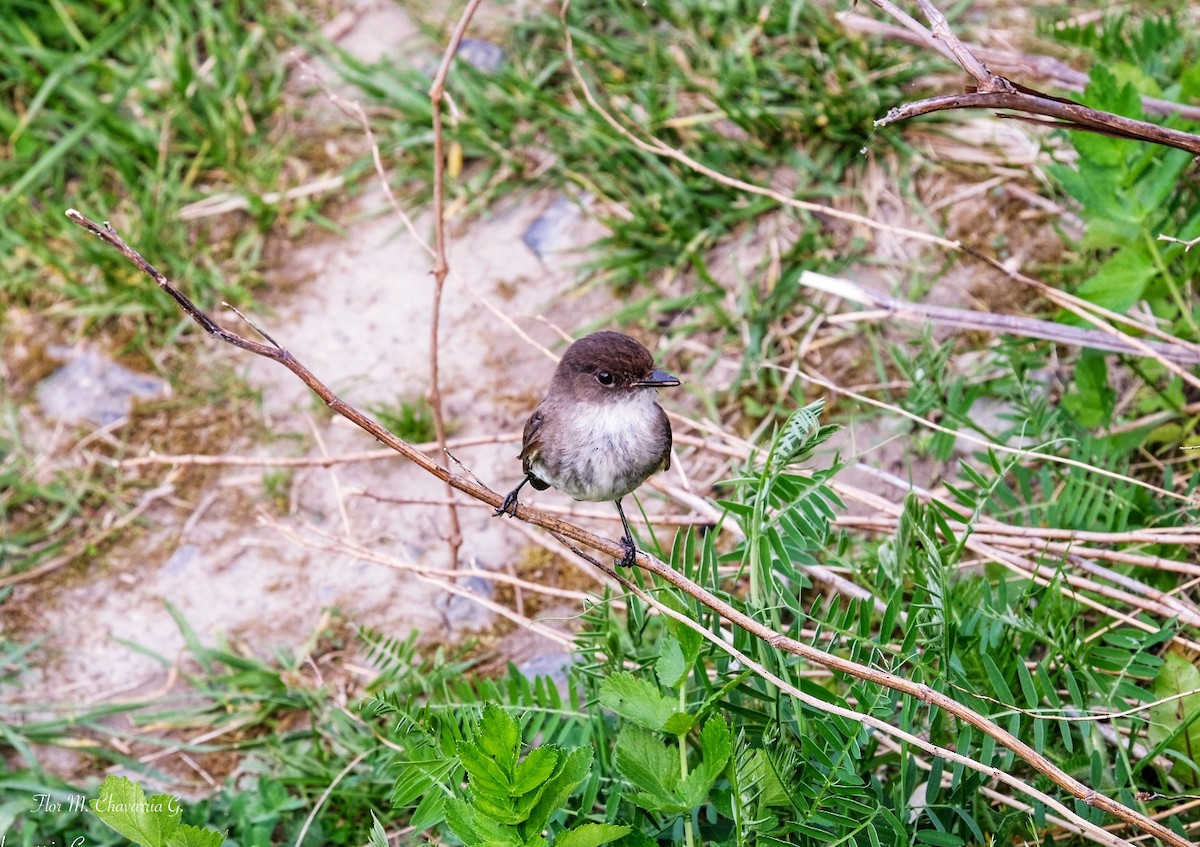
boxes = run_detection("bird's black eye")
[596,371,614,386]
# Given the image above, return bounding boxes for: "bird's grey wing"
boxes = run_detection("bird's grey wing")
[519,408,550,490]
[659,405,672,472]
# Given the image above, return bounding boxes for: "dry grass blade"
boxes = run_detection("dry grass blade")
[802,271,1200,366]
[798,368,1194,505]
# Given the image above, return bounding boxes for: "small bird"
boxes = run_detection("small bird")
[495,331,680,567]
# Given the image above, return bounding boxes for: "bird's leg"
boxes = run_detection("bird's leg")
[495,475,532,518]
[613,498,639,567]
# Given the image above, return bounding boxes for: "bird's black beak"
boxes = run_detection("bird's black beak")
[636,369,681,388]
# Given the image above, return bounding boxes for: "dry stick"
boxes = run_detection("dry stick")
[865,0,1200,156]
[997,258,1200,396]
[974,541,1200,657]
[65,209,1181,846]
[1160,234,1200,252]
[883,86,1200,158]
[1069,554,1200,617]
[864,724,1090,841]
[958,681,1200,726]
[801,271,1200,366]
[830,487,1200,648]
[968,540,1200,631]
[838,518,1200,578]
[111,435,519,469]
[424,0,488,569]
[838,12,1200,123]
[836,514,1200,548]
[312,72,435,259]
[837,467,1200,645]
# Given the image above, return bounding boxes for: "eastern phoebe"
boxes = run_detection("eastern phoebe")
[495,331,681,567]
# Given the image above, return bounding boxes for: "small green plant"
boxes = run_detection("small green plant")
[1040,13,1200,439]
[719,399,842,608]
[1046,64,1200,326]
[369,395,439,443]
[1148,653,1200,788]
[90,776,224,847]
[602,672,730,843]
[262,467,294,510]
[388,701,624,846]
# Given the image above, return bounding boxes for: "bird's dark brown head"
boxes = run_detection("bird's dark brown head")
[550,330,679,401]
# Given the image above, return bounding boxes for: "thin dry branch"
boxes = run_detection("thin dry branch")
[110,435,518,470]
[424,0,488,569]
[837,515,1200,578]
[1159,234,1200,252]
[864,0,1200,156]
[839,11,1200,123]
[65,208,1187,847]
[265,517,577,647]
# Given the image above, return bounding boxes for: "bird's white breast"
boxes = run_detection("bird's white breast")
[530,389,667,502]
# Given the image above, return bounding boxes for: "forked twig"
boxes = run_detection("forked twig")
[865,0,1200,156]
[65,208,1186,847]
[839,11,1200,123]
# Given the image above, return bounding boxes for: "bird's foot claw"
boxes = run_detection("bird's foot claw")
[617,535,638,568]
[494,491,519,518]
